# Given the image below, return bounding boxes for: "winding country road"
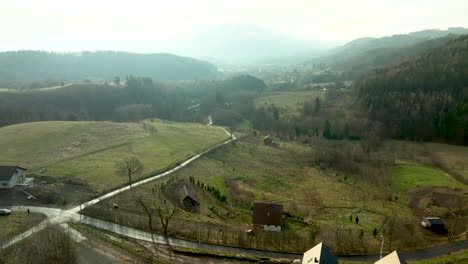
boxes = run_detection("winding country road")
[1,117,467,262]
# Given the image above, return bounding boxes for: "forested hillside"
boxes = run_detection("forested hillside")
[0,74,267,127]
[357,35,468,145]
[0,51,218,88]
[303,28,468,80]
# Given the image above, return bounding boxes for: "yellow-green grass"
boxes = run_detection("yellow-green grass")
[0,120,228,192]
[89,138,421,252]
[392,163,466,193]
[426,142,468,179]
[0,213,46,242]
[254,91,324,116]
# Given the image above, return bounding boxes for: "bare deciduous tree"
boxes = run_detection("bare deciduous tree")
[115,156,144,188]
[138,183,178,237]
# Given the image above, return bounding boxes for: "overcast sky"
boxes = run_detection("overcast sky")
[1,0,468,55]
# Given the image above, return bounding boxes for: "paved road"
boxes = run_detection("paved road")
[1,116,236,249]
[68,116,235,214]
[3,205,466,262]
[186,103,200,110]
[1,118,466,262]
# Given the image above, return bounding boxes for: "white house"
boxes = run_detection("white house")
[0,166,26,188]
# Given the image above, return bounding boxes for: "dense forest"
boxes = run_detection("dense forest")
[356,34,468,145]
[0,51,218,88]
[0,74,266,128]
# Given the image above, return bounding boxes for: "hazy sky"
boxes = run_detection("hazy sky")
[1,0,468,55]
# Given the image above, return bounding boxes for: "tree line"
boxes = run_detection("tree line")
[0,50,218,89]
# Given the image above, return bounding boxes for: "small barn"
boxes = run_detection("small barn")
[421,216,444,230]
[302,242,337,264]
[0,166,26,189]
[375,250,407,264]
[264,135,273,146]
[252,202,283,231]
[180,185,199,207]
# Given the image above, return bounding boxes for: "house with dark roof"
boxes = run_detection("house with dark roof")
[252,202,283,231]
[0,166,26,189]
[180,185,199,206]
[375,250,407,264]
[302,242,337,264]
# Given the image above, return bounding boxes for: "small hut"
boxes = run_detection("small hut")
[263,135,273,146]
[180,185,199,207]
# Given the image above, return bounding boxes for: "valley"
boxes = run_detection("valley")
[0,14,467,263]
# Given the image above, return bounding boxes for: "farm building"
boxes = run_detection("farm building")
[252,202,283,231]
[375,250,407,264]
[302,242,337,264]
[264,135,273,145]
[0,166,26,189]
[421,217,444,230]
[180,185,199,206]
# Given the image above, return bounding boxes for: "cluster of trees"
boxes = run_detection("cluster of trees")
[189,176,227,202]
[0,50,218,89]
[0,76,191,127]
[357,35,468,145]
[250,88,366,143]
[0,73,270,128]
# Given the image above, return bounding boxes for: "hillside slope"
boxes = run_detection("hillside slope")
[356,35,468,145]
[0,51,218,88]
[0,120,227,192]
[303,28,468,79]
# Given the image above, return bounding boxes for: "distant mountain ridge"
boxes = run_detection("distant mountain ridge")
[303,27,468,79]
[0,50,218,88]
[337,27,468,53]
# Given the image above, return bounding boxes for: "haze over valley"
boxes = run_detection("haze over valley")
[0,1,467,263]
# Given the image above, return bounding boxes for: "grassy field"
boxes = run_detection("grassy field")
[383,140,434,166]
[0,213,46,243]
[0,120,228,192]
[254,91,324,116]
[85,138,436,254]
[392,163,466,193]
[72,127,466,254]
[426,142,468,180]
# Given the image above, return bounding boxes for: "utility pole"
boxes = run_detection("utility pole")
[380,235,385,259]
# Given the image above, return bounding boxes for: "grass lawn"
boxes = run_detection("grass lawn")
[392,163,466,193]
[254,91,324,116]
[0,213,46,243]
[0,120,228,192]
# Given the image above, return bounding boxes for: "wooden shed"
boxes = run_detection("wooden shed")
[263,135,273,146]
[180,185,199,206]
